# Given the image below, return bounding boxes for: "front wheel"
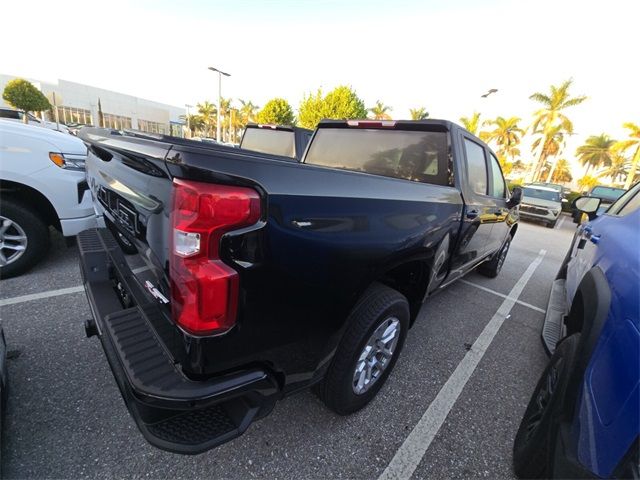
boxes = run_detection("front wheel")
[0,200,50,278]
[513,334,580,478]
[315,282,409,415]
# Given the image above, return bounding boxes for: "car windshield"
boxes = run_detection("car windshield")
[304,128,449,185]
[590,186,626,201]
[523,187,561,202]
[240,128,295,158]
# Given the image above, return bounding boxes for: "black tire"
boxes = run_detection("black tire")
[314,282,409,415]
[478,234,512,278]
[0,199,50,278]
[546,221,556,229]
[513,334,581,478]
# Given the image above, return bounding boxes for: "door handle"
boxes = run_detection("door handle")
[589,234,601,244]
[466,209,479,219]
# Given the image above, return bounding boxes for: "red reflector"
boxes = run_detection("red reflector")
[170,178,261,335]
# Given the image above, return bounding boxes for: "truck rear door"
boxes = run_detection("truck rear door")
[452,133,496,269]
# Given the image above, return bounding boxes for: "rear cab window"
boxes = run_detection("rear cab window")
[303,126,450,186]
[240,127,295,158]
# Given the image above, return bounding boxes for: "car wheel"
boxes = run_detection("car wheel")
[314,282,409,415]
[513,334,580,478]
[478,234,512,278]
[0,200,50,278]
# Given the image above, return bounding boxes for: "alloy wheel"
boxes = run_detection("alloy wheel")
[352,317,401,395]
[0,216,28,267]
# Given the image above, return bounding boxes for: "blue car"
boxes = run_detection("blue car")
[513,182,640,478]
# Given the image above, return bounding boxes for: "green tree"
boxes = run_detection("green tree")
[256,98,295,125]
[459,112,481,135]
[2,78,51,123]
[368,100,392,120]
[481,116,525,162]
[409,107,429,120]
[598,153,629,184]
[297,85,367,129]
[180,114,205,137]
[197,101,217,138]
[576,134,616,174]
[529,79,587,180]
[614,122,640,189]
[540,159,573,183]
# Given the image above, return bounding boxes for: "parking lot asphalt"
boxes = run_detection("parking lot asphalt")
[0,215,575,479]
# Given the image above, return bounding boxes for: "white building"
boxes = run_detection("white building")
[0,74,186,136]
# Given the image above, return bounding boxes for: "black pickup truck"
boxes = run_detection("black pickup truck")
[78,119,521,454]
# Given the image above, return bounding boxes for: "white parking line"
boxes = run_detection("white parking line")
[379,249,547,480]
[0,286,84,307]
[0,265,152,308]
[459,280,546,314]
[557,215,566,229]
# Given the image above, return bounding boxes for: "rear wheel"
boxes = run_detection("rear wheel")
[478,234,512,278]
[315,282,409,415]
[513,334,580,478]
[0,200,49,278]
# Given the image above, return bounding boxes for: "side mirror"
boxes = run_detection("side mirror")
[573,196,601,220]
[507,187,523,208]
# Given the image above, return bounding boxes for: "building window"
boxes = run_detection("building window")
[56,106,93,126]
[170,122,185,138]
[138,119,166,135]
[103,113,132,130]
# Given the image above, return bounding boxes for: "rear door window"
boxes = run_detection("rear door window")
[488,153,506,198]
[241,128,295,158]
[463,138,488,195]
[304,128,449,186]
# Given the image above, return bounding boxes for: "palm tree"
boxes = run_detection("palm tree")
[598,153,629,185]
[180,114,205,137]
[540,159,572,183]
[614,122,640,189]
[239,99,259,126]
[459,112,481,135]
[529,79,587,180]
[577,175,599,192]
[409,107,429,120]
[219,98,232,141]
[369,101,392,120]
[197,101,217,138]
[481,116,525,162]
[576,134,616,174]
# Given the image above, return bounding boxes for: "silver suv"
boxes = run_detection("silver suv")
[519,185,564,228]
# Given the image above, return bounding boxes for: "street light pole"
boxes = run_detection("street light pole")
[185,103,193,138]
[208,66,231,142]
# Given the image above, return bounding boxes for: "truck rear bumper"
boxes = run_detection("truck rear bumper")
[77,228,279,454]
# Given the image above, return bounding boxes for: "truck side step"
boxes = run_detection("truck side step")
[541,279,567,355]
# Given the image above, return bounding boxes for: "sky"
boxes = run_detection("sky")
[1,0,638,179]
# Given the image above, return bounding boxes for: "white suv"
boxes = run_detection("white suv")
[0,119,96,277]
[0,107,70,134]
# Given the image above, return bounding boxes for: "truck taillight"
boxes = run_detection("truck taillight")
[170,178,261,335]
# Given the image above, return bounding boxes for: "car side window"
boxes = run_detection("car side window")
[463,138,488,195]
[617,189,640,216]
[607,183,639,215]
[488,153,506,198]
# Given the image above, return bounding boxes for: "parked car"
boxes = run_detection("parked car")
[571,185,626,224]
[0,120,96,277]
[0,107,70,134]
[77,119,521,454]
[513,182,640,478]
[239,123,313,161]
[527,182,565,197]
[519,185,566,228]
